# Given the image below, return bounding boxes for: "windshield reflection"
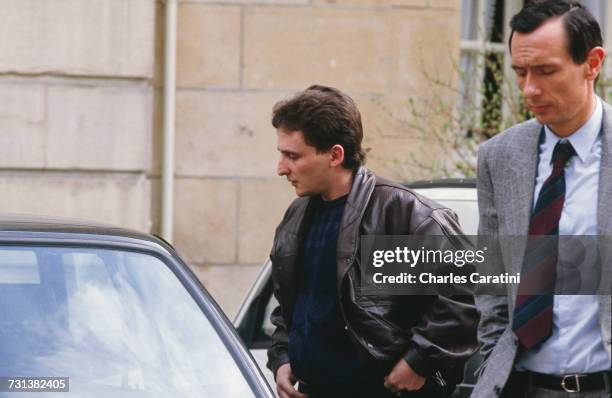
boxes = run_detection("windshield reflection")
[0,247,254,397]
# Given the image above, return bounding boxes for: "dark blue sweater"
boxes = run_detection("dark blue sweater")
[288,195,371,385]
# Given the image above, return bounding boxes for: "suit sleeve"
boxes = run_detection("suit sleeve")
[474,143,509,375]
[402,208,479,379]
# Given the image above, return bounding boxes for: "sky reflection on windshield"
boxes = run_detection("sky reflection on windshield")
[0,247,254,397]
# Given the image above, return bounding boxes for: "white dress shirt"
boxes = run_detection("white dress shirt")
[516,96,611,374]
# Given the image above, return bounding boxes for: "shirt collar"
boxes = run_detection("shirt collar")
[543,96,602,163]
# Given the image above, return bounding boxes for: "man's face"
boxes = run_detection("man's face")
[276,129,332,197]
[511,18,594,135]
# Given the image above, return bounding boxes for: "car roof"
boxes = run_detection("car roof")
[0,214,162,246]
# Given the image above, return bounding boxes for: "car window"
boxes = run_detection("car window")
[0,246,255,398]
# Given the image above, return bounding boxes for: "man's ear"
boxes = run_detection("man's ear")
[329,144,345,167]
[585,46,606,81]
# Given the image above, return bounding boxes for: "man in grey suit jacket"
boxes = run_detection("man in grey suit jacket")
[474,1,611,397]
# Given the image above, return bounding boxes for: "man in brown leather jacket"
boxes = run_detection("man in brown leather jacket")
[267,85,478,398]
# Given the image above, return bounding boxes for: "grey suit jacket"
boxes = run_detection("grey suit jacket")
[471,102,612,398]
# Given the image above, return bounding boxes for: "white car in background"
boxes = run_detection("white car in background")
[234,179,481,398]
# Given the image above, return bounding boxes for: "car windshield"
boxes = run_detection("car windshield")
[0,245,255,397]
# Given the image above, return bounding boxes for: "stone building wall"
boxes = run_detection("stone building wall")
[0,0,460,316]
[0,0,155,232]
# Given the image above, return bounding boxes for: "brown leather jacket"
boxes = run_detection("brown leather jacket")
[267,167,478,384]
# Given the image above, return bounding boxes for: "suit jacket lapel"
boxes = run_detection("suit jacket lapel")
[504,124,541,278]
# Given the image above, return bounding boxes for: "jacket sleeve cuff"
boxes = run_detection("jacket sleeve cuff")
[268,353,291,381]
[403,349,435,378]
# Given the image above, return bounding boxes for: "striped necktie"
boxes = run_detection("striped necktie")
[512,140,576,349]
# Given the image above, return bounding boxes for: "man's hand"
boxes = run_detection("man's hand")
[384,359,426,394]
[276,363,308,398]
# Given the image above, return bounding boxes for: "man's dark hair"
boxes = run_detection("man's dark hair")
[509,0,603,64]
[271,85,366,170]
